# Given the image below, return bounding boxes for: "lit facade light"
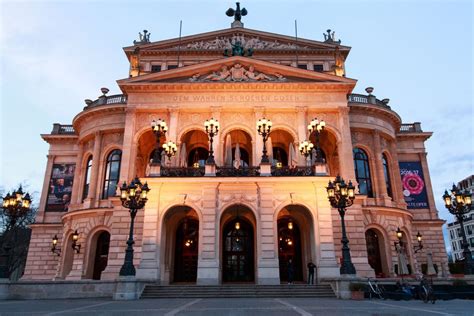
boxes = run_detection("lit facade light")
[163,141,178,161]
[51,234,61,256]
[257,118,272,163]
[119,177,150,276]
[442,183,473,274]
[151,119,168,164]
[204,118,219,164]
[307,118,325,163]
[235,221,240,230]
[326,175,356,275]
[71,230,81,253]
[288,219,293,230]
[1,185,32,229]
[396,227,403,240]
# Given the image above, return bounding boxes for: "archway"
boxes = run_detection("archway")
[181,130,209,167]
[365,229,387,278]
[90,231,110,280]
[277,205,315,283]
[60,233,74,279]
[173,217,199,282]
[136,129,166,176]
[269,129,294,166]
[161,206,199,284]
[223,129,253,167]
[309,129,339,176]
[220,205,256,283]
[278,217,303,282]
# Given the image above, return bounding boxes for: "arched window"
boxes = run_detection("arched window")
[102,150,122,199]
[82,155,93,201]
[353,148,373,197]
[382,154,392,198]
[187,147,208,167]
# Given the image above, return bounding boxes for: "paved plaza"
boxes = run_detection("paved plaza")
[0,298,473,316]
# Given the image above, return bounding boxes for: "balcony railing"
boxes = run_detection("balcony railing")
[160,167,205,177]
[399,123,423,133]
[216,166,260,177]
[271,166,314,176]
[348,93,390,109]
[155,166,318,177]
[51,124,76,135]
[85,94,127,109]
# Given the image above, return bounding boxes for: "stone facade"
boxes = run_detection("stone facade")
[23,24,448,285]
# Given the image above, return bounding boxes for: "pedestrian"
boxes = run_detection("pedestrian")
[307,260,316,284]
[287,258,294,284]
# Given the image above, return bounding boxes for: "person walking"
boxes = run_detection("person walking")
[307,260,316,284]
[287,258,294,284]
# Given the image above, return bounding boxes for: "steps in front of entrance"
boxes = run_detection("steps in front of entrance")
[141,284,336,299]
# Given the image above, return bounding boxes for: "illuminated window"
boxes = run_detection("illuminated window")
[82,155,93,201]
[102,150,121,199]
[353,148,373,197]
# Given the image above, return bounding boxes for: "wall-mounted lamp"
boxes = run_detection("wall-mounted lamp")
[414,232,423,253]
[51,234,61,256]
[71,230,81,254]
[288,219,293,230]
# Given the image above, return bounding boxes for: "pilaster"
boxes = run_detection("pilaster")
[37,154,56,222]
[87,131,102,206]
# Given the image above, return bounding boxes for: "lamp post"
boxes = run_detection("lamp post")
[307,118,325,163]
[204,118,219,164]
[151,119,168,164]
[443,184,474,274]
[119,177,150,276]
[326,176,356,275]
[257,118,272,163]
[1,186,32,278]
[299,140,314,166]
[162,141,177,163]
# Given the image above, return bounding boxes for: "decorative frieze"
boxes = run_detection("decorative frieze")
[189,64,286,82]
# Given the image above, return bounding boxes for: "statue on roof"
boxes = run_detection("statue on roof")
[224,40,253,57]
[323,29,341,44]
[226,2,247,28]
[134,29,151,45]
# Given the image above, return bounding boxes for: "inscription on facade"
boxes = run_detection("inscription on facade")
[170,94,300,103]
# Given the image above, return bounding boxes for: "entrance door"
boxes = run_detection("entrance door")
[223,218,254,282]
[93,231,110,280]
[278,218,303,282]
[174,218,199,282]
[365,229,383,277]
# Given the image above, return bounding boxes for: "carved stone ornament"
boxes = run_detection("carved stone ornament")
[190,64,286,82]
[175,34,308,51]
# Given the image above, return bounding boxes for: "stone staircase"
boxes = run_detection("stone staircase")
[140,284,336,299]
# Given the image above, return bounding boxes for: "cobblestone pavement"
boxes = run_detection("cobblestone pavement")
[0,298,473,316]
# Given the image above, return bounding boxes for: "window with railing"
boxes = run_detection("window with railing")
[353,148,373,197]
[382,154,392,198]
[450,230,455,239]
[102,150,122,199]
[82,156,93,201]
[452,242,457,251]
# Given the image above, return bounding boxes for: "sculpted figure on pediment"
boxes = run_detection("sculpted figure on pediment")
[192,64,283,82]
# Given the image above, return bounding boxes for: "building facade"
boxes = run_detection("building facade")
[447,175,474,262]
[23,14,448,284]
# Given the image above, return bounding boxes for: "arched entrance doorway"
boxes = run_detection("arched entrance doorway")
[174,217,199,282]
[161,206,200,284]
[277,205,315,283]
[365,228,389,278]
[278,217,303,282]
[221,205,256,283]
[222,217,254,282]
[92,231,110,280]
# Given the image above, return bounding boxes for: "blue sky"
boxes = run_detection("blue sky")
[0,0,472,250]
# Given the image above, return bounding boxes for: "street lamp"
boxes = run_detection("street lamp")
[119,177,150,276]
[443,184,473,274]
[326,175,356,275]
[204,118,219,164]
[1,186,31,229]
[162,141,177,163]
[257,118,272,163]
[151,119,168,164]
[299,140,314,165]
[307,118,325,163]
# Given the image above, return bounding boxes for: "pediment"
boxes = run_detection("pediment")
[124,27,350,57]
[117,56,356,87]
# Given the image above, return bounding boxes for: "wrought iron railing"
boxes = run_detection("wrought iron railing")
[160,167,205,177]
[399,123,423,133]
[271,166,314,176]
[51,124,76,135]
[216,166,260,177]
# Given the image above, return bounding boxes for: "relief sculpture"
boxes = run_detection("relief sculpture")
[190,64,286,82]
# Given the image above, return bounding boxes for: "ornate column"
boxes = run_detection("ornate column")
[418,152,438,220]
[70,142,85,205]
[389,141,406,208]
[119,108,137,185]
[296,106,307,166]
[373,130,388,200]
[253,107,264,167]
[84,131,102,208]
[336,107,356,180]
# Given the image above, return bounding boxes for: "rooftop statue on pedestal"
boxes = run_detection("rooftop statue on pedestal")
[226,2,247,28]
[134,29,151,45]
[323,29,341,44]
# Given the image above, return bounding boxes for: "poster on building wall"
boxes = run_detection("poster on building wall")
[399,161,429,209]
[46,163,75,212]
